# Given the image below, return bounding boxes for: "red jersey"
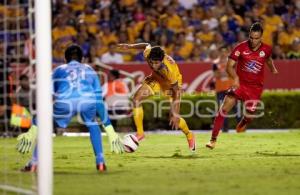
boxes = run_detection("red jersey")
[229,41,272,87]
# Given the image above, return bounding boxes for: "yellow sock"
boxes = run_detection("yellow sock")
[133,106,144,135]
[179,118,193,140]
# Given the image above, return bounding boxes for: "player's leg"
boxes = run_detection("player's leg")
[217,91,229,132]
[236,87,263,133]
[178,117,196,151]
[232,100,242,124]
[206,94,237,149]
[132,79,155,141]
[236,113,253,133]
[236,100,259,133]
[79,100,106,171]
[162,86,196,151]
[53,100,75,128]
[24,119,62,172]
[21,143,38,172]
[22,101,74,172]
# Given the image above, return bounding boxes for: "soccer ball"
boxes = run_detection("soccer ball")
[123,134,139,153]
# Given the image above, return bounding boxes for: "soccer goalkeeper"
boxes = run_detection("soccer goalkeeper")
[16,45,124,172]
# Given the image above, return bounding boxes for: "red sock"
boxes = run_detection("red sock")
[238,116,252,127]
[211,109,227,140]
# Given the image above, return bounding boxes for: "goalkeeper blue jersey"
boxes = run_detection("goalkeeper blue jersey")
[52,60,111,127]
[52,60,101,100]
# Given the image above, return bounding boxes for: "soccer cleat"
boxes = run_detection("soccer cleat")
[236,121,247,133]
[21,163,37,173]
[187,133,196,152]
[205,139,216,149]
[96,163,107,172]
[135,133,145,141]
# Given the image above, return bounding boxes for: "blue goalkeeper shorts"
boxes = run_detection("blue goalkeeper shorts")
[53,99,98,128]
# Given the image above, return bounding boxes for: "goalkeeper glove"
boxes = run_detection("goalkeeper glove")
[16,125,37,154]
[104,125,125,154]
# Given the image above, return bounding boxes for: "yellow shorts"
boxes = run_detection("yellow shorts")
[143,76,176,97]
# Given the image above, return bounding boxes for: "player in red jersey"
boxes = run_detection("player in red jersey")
[206,22,278,149]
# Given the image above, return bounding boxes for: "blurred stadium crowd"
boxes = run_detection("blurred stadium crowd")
[1,0,300,65]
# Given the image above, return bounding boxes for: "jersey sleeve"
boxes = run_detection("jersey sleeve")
[143,44,151,59]
[229,44,242,61]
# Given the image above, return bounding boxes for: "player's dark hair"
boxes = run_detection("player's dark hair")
[65,44,83,63]
[250,22,263,34]
[110,69,120,79]
[148,46,165,61]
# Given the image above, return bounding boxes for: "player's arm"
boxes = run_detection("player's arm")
[226,58,239,88]
[266,57,278,74]
[169,82,181,130]
[92,70,125,154]
[117,43,150,50]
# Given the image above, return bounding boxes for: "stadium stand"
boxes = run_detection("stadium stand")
[1,0,299,65]
[48,0,300,63]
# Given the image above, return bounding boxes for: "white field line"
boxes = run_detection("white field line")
[62,132,107,137]
[61,129,295,137]
[0,184,36,195]
[149,129,294,134]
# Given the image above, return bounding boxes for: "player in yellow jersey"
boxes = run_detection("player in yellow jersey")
[117,43,196,151]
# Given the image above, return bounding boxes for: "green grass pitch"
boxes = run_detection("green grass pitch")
[1,131,300,195]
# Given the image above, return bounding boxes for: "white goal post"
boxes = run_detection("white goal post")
[35,0,53,195]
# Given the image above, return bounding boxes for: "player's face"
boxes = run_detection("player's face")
[149,59,162,71]
[249,31,262,49]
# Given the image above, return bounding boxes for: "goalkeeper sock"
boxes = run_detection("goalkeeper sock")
[133,106,144,136]
[179,118,193,140]
[88,124,104,164]
[26,125,38,165]
[211,109,227,140]
[29,144,38,165]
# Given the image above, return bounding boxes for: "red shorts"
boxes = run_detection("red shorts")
[227,85,263,113]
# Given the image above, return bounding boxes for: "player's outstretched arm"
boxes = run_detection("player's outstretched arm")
[226,58,240,88]
[96,100,125,154]
[266,57,279,74]
[95,99,125,154]
[117,43,150,50]
[92,70,125,154]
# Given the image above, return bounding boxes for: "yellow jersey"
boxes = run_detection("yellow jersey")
[52,26,77,42]
[143,45,182,89]
[98,32,119,46]
[166,14,183,33]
